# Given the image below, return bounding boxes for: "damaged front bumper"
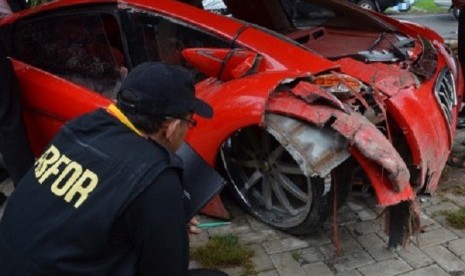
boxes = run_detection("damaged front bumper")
[267,82,414,207]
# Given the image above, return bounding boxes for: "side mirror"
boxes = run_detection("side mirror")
[182,48,259,81]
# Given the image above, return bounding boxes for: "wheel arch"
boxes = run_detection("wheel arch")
[266,92,415,206]
[216,114,350,233]
[186,72,308,165]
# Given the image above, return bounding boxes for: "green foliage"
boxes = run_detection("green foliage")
[28,0,49,7]
[411,0,449,13]
[291,251,301,262]
[191,234,255,274]
[444,207,465,229]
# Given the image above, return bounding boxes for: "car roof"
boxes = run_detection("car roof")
[0,0,197,24]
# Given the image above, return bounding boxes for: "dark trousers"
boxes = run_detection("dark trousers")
[0,42,34,185]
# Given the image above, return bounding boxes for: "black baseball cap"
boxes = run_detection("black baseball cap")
[117,62,213,118]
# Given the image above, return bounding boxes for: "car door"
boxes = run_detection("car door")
[9,8,126,154]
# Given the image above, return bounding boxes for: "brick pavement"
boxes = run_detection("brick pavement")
[1,132,465,276]
[187,130,465,276]
[187,191,465,276]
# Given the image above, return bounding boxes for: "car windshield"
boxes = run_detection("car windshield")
[205,0,409,62]
[284,0,337,27]
[218,0,396,33]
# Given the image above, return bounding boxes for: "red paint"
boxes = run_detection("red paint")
[1,0,461,220]
[266,93,414,205]
[182,48,259,81]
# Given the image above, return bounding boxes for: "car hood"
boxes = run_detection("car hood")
[219,0,420,65]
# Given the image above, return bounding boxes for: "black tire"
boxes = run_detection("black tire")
[356,0,378,12]
[453,7,460,20]
[220,125,330,235]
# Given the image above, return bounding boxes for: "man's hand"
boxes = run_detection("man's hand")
[188,217,201,235]
[453,0,465,9]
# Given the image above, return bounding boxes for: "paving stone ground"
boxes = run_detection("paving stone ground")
[186,130,465,275]
[1,136,465,276]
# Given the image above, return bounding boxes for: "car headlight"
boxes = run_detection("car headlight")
[312,73,367,94]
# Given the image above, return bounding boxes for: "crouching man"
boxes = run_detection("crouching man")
[0,62,226,276]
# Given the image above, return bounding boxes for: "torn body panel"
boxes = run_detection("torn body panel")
[264,78,421,246]
[190,71,417,220]
[266,91,414,206]
[336,45,459,193]
[265,113,350,178]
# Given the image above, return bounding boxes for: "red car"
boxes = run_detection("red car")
[0,0,461,247]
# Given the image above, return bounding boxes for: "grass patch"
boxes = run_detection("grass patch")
[291,251,302,262]
[291,250,311,265]
[411,0,449,13]
[443,207,465,229]
[191,234,255,274]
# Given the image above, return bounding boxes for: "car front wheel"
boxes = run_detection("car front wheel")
[220,126,330,234]
[357,0,377,11]
[453,6,460,20]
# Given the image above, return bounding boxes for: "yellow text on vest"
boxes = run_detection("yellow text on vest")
[34,145,99,208]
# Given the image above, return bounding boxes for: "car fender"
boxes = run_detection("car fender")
[189,71,416,207]
[186,71,310,164]
[186,71,307,219]
[266,91,415,206]
[336,50,461,193]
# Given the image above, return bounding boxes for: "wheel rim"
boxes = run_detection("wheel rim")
[221,126,314,228]
[359,3,374,10]
[454,7,460,19]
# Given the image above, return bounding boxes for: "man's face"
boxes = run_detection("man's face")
[165,113,195,152]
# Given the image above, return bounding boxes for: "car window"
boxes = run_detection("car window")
[127,11,230,80]
[12,14,126,99]
[288,0,336,28]
[219,0,394,33]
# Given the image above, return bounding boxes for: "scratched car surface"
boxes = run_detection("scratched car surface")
[0,0,461,246]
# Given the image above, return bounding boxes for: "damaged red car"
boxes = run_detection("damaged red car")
[0,0,461,247]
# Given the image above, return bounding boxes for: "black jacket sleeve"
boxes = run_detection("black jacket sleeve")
[0,41,34,185]
[122,168,189,276]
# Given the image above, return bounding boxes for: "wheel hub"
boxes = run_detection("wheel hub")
[259,160,271,172]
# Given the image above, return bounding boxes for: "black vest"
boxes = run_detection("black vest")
[0,109,185,275]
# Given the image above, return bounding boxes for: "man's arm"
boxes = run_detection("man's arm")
[123,168,189,276]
